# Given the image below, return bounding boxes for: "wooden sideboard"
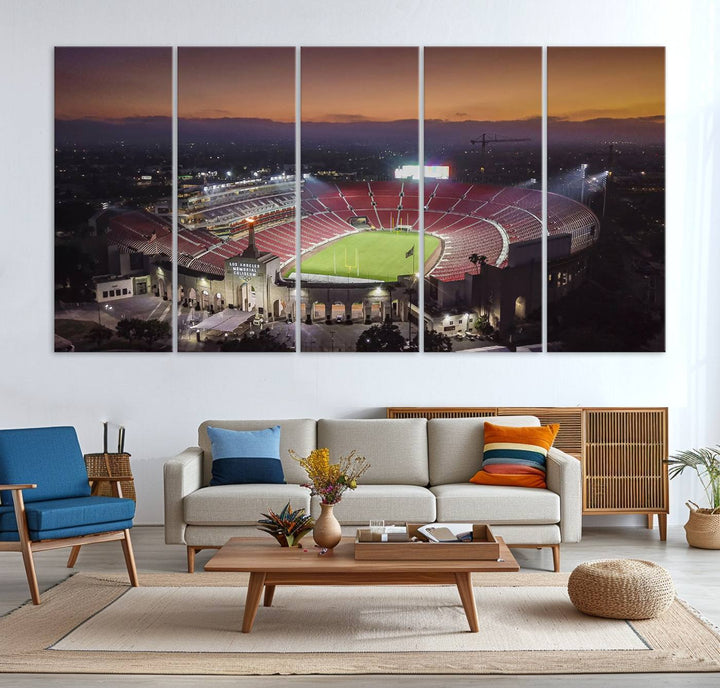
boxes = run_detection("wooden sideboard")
[386,406,669,540]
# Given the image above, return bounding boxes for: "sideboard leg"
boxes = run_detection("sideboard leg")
[646,513,654,529]
[658,514,667,541]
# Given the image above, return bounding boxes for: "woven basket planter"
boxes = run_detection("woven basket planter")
[685,501,720,549]
[84,453,136,501]
[568,559,675,620]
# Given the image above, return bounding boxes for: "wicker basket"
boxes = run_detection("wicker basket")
[84,452,136,501]
[568,559,675,619]
[684,501,720,549]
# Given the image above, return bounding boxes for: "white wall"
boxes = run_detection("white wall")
[1,0,718,525]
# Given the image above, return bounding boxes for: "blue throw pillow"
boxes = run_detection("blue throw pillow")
[207,426,285,486]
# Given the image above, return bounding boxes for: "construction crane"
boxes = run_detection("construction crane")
[470,133,531,153]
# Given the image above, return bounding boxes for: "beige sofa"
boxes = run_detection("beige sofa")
[164,416,582,572]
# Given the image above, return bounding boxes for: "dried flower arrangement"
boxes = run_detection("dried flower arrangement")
[290,448,370,504]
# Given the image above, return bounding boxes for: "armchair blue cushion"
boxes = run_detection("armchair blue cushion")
[0,495,135,541]
[0,427,91,504]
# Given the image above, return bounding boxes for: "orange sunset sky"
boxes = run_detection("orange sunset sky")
[55,46,665,124]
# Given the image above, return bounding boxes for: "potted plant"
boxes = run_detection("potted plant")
[666,446,720,549]
[257,502,314,547]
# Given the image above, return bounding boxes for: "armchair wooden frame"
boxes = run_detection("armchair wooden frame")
[0,478,139,605]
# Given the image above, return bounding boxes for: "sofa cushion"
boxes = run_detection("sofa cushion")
[470,422,559,489]
[184,484,311,526]
[198,420,316,487]
[490,524,561,546]
[311,485,436,525]
[317,419,428,485]
[206,425,284,486]
[0,427,91,505]
[427,416,540,486]
[430,483,560,524]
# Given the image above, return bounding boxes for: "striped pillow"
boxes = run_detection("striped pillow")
[469,422,559,489]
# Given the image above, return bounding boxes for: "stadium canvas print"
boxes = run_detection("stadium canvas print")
[299,47,420,352]
[547,47,665,352]
[54,47,172,352]
[423,47,542,352]
[53,45,665,355]
[177,47,296,352]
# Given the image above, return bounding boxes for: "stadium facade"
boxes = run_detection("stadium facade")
[96,179,599,342]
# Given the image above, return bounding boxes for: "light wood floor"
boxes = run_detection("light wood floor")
[1,525,718,688]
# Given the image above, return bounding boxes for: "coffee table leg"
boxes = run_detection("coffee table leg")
[455,572,479,633]
[242,572,266,633]
[263,584,276,607]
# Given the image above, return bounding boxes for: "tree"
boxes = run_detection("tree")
[356,321,406,352]
[468,253,487,274]
[141,319,171,348]
[116,318,141,343]
[474,314,494,336]
[220,329,293,352]
[84,323,113,348]
[414,328,453,352]
[116,318,170,349]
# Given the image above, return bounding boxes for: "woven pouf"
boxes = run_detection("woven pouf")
[568,559,675,619]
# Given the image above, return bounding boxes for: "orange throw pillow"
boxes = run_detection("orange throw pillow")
[469,422,559,489]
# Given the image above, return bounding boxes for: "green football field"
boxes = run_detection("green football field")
[294,231,441,282]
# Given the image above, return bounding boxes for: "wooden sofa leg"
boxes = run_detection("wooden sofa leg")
[121,529,140,587]
[187,546,196,574]
[551,545,560,573]
[66,545,81,568]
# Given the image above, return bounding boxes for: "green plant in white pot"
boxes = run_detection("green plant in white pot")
[666,446,720,549]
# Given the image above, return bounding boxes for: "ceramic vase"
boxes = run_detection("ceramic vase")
[313,502,342,549]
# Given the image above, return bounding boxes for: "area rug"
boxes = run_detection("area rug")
[1,572,719,675]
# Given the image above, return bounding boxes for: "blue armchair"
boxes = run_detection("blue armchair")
[0,426,139,604]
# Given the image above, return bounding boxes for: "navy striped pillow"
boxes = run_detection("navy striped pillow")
[207,426,285,485]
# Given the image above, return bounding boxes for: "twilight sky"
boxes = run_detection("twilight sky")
[548,47,665,120]
[301,47,418,122]
[55,47,171,120]
[179,48,294,121]
[425,47,541,121]
[55,45,664,126]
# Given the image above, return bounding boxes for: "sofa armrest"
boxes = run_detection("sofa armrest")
[163,447,203,545]
[546,447,582,543]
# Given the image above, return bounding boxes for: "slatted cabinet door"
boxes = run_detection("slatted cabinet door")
[498,407,583,459]
[583,408,668,538]
[386,407,496,420]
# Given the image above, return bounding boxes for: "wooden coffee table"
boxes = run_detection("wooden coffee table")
[204,536,519,633]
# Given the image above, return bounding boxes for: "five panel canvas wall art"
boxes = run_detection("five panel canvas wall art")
[54,46,665,353]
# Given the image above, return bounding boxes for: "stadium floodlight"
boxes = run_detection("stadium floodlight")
[394,165,449,181]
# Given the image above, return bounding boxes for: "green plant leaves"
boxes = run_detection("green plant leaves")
[257,501,315,546]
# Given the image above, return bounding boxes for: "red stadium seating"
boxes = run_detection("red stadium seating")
[109,181,598,284]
